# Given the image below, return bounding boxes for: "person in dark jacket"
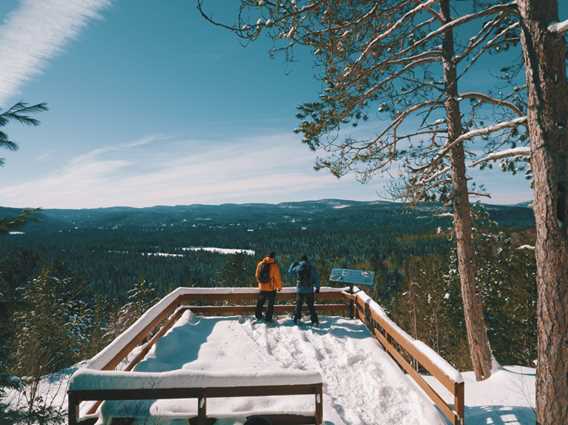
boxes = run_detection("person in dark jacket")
[289,255,320,325]
[255,252,282,322]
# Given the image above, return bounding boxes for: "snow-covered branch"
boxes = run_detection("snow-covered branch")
[418,166,451,186]
[471,147,530,167]
[548,20,568,34]
[412,116,528,174]
[439,116,527,158]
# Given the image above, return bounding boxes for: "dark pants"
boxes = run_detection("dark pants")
[255,290,276,321]
[294,293,319,324]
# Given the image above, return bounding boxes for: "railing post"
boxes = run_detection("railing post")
[347,284,355,319]
[197,392,207,425]
[315,384,323,425]
[67,392,78,425]
[455,381,465,425]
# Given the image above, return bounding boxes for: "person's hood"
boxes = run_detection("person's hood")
[262,256,275,264]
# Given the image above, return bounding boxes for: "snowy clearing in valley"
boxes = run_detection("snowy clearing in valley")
[181,247,255,256]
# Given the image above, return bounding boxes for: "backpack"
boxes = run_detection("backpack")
[258,262,271,284]
[297,262,311,287]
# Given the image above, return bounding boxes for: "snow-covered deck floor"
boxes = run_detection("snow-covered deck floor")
[101,311,446,425]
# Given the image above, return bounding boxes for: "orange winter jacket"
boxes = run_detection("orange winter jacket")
[255,257,282,292]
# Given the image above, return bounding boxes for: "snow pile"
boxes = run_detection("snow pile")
[425,366,536,425]
[516,244,535,251]
[88,312,447,425]
[87,287,345,370]
[4,312,536,425]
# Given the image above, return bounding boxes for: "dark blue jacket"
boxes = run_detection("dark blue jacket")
[288,260,320,294]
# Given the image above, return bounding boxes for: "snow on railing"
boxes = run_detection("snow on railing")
[70,368,323,391]
[83,286,464,425]
[88,286,346,371]
[345,288,465,425]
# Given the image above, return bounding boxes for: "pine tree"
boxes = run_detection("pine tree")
[516,1,568,423]
[220,253,255,287]
[112,279,158,336]
[0,102,47,234]
[197,0,527,380]
[10,268,79,424]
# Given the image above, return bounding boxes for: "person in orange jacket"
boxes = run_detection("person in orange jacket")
[255,252,282,322]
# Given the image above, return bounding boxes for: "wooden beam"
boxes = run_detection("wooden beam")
[177,289,346,305]
[454,381,464,424]
[124,308,187,372]
[71,384,322,402]
[355,294,457,394]
[100,299,181,371]
[371,326,459,425]
[183,304,346,316]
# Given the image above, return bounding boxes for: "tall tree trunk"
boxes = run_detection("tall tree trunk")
[517,1,568,423]
[440,0,493,381]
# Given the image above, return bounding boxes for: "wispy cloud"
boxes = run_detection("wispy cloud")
[0,0,110,105]
[0,133,380,208]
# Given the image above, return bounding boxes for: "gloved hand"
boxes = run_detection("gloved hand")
[314,287,320,294]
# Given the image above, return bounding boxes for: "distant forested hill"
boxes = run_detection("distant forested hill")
[0,199,533,301]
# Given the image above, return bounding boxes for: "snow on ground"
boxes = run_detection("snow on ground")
[96,312,446,425]
[463,366,536,424]
[425,366,536,425]
[3,313,536,425]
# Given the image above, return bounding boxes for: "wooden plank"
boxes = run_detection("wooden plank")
[371,326,459,425]
[355,294,457,394]
[197,395,206,424]
[101,299,181,371]
[247,415,316,425]
[184,304,346,316]
[70,384,322,402]
[68,393,78,425]
[124,307,187,372]
[178,290,346,305]
[315,385,323,425]
[454,381,464,424]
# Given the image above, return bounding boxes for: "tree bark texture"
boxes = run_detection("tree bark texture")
[440,0,493,381]
[517,1,568,423]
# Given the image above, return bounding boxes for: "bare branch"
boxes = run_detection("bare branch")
[348,0,437,75]
[460,92,524,116]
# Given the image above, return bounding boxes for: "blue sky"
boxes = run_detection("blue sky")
[0,0,549,208]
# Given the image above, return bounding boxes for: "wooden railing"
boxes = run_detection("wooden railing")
[77,287,345,422]
[77,286,464,425]
[344,289,465,425]
[69,380,323,425]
